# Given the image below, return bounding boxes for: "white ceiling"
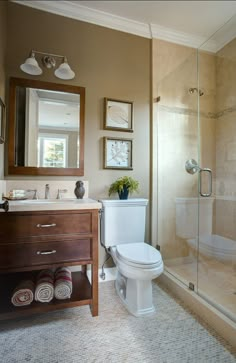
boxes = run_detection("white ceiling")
[13,1,236,51]
[36,89,80,130]
[75,1,236,38]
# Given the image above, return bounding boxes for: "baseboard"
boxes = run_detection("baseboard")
[69,266,116,283]
[158,270,236,348]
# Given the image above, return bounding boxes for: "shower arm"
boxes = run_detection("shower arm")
[189,87,204,96]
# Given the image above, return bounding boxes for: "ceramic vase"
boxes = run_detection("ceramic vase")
[74,181,85,199]
[118,186,129,200]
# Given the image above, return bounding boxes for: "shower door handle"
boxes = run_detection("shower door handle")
[185,159,212,197]
[199,168,212,197]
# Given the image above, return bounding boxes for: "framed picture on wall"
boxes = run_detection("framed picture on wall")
[0,98,6,144]
[104,98,133,132]
[103,137,133,170]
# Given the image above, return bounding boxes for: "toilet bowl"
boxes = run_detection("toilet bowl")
[111,243,163,317]
[99,199,164,317]
[112,243,163,279]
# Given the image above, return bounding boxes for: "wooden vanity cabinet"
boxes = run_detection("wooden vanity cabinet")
[0,209,99,320]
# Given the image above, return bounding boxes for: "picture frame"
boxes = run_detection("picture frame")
[104,98,133,132]
[0,98,6,144]
[103,137,133,170]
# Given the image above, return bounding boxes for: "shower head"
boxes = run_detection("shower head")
[188,87,204,96]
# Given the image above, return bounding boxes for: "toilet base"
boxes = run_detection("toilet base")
[115,271,156,317]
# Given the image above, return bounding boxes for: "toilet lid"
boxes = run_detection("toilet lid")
[116,243,162,266]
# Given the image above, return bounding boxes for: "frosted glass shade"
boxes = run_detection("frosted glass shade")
[20,56,42,75]
[54,62,75,80]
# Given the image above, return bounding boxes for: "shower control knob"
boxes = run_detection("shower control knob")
[185,159,199,175]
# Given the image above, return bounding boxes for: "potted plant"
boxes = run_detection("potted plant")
[108,176,139,200]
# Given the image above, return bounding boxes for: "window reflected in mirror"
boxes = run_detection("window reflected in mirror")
[38,134,67,168]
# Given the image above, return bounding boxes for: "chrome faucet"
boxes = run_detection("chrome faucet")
[57,189,68,199]
[45,184,50,199]
[27,189,38,200]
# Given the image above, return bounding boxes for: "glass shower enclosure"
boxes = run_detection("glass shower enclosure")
[155,15,236,324]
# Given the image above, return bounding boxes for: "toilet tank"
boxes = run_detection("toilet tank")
[99,199,148,247]
[175,197,214,239]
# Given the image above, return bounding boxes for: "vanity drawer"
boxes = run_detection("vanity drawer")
[0,212,92,240]
[0,239,91,270]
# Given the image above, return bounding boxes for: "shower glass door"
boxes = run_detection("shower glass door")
[153,41,200,290]
[153,16,236,325]
[198,15,236,323]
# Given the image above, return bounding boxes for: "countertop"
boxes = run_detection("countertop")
[0,198,102,212]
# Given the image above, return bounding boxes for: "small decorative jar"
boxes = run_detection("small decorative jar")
[74,181,85,199]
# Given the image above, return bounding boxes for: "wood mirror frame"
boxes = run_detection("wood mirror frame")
[8,77,85,176]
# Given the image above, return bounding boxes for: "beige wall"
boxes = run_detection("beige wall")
[6,3,150,195]
[152,39,216,260]
[4,3,151,267]
[0,1,6,179]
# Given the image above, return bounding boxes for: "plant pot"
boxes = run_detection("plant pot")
[118,186,129,200]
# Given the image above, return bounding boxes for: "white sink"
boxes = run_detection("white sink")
[18,198,77,204]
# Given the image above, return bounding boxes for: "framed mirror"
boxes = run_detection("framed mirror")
[0,97,6,144]
[8,77,85,176]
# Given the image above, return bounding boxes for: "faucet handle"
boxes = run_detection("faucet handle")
[57,189,68,199]
[27,189,38,200]
[45,184,50,199]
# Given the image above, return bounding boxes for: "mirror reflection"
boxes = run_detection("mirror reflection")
[16,87,80,168]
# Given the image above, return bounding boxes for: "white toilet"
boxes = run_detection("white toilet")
[100,198,163,317]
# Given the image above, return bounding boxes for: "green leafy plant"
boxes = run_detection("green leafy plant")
[108,176,139,196]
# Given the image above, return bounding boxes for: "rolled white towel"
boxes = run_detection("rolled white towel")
[54,267,72,300]
[35,270,54,303]
[11,280,35,307]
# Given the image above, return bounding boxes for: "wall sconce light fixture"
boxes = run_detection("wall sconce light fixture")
[20,50,75,80]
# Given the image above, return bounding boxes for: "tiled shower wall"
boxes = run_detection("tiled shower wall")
[214,38,236,241]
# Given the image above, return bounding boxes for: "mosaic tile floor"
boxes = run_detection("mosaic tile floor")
[0,281,235,363]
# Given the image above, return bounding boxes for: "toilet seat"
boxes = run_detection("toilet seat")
[116,243,162,269]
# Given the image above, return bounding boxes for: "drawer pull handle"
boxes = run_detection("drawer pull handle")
[37,250,56,255]
[36,223,56,228]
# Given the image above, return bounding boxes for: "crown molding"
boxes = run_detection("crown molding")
[150,23,218,52]
[12,0,227,52]
[211,26,236,53]
[150,23,204,48]
[12,0,150,38]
